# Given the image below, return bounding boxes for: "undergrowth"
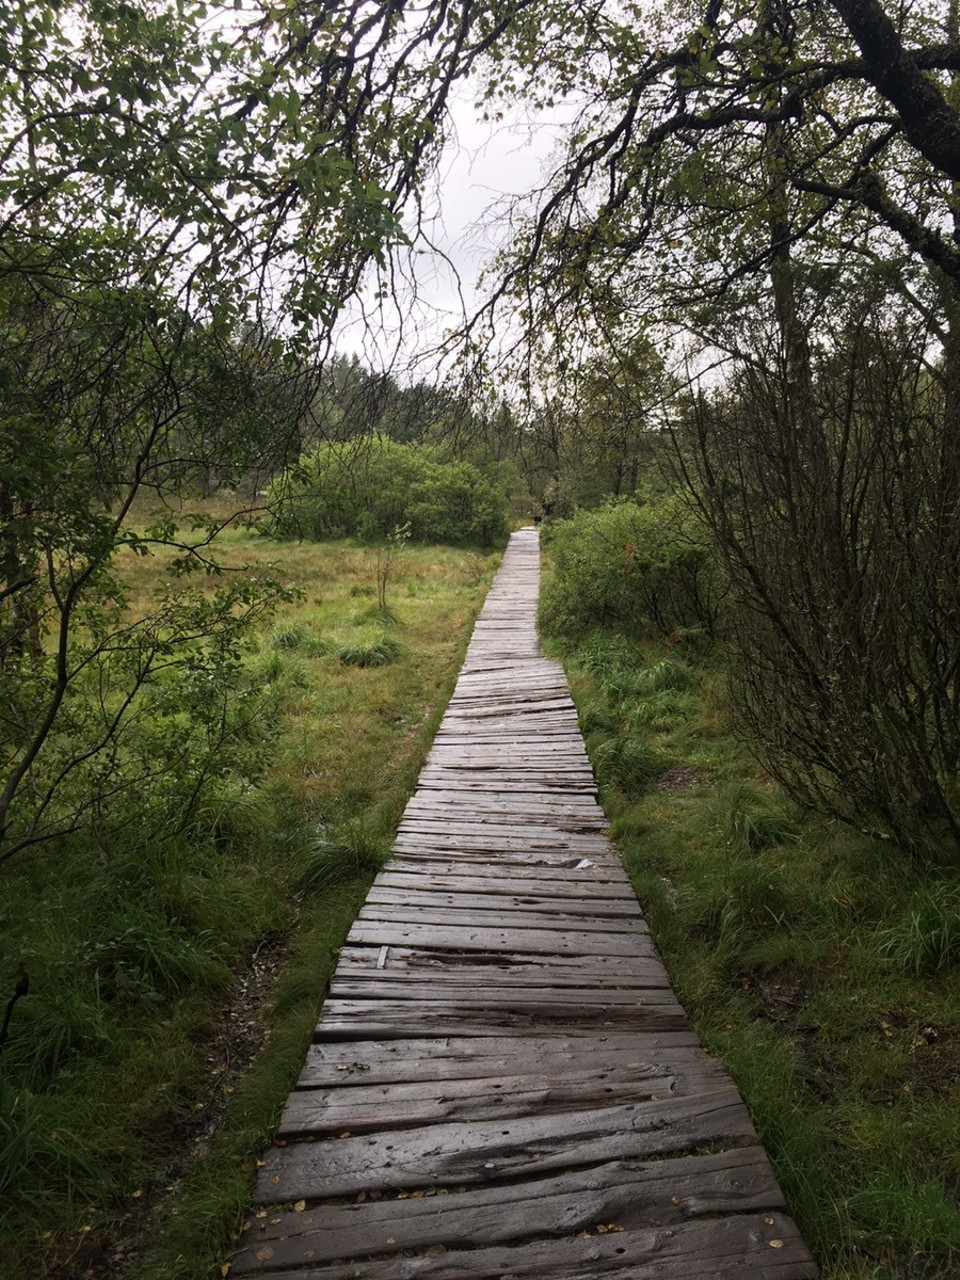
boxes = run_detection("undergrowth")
[0,519,498,1280]
[544,599,960,1280]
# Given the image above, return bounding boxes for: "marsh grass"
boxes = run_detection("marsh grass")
[0,503,498,1279]
[336,635,404,667]
[299,819,391,890]
[875,882,960,976]
[545,609,960,1280]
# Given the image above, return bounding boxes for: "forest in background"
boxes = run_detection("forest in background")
[3,0,960,1275]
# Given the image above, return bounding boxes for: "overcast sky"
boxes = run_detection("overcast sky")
[335,92,569,375]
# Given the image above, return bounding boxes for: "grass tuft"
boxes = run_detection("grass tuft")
[876,881,960,974]
[721,782,801,854]
[336,636,404,667]
[268,621,328,656]
[591,734,665,793]
[299,821,391,891]
[247,648,311,688]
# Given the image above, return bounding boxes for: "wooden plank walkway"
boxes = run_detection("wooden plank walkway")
[230,528,818,1280]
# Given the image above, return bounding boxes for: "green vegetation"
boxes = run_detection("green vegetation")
[0,517,498,1279]
[267,438,510,547]
[541,541,960,1280]
[6,2,960,1278]
[539,492,722,639]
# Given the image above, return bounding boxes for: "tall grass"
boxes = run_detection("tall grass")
[0,515,498,1279]
[541,550,960,1280]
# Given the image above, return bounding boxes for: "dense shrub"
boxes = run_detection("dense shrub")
[267,438,509,547]
[539,489,723,639]
[687,298,960,856]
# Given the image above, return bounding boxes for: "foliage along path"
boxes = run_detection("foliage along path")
[229,528,818,1280]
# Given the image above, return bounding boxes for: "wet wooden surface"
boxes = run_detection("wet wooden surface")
[231,528,818,1279]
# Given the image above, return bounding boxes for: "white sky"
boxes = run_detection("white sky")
[334,92,570,375]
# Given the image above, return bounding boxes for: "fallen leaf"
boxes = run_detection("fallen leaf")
[339,1132,352,1139]
[770,1240,785,1249]
[671,1196,681,1205]
[764,1217,774,1225]
[220,1266,231,1278]
[132,1190,143,1199]
[386,1237,396,1245]
[293,1200,307,1212]
[255,1210,268,1220]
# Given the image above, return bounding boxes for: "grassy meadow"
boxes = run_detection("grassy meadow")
[544,619,960,1280]
[0,502,500,1279]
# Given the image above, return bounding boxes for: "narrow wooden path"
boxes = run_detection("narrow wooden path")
[231,529,818,1280]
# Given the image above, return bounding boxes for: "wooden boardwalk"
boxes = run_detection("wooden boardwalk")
[231,529,818,1280]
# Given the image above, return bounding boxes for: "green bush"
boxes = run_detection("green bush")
[539,489,723,639]
[267,438,509,547]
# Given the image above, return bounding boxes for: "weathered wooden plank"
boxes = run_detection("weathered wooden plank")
[402,789,604,810]
[356,905,649,935]
[315,1000,687,1039]
[416,778,599,793]
[327,968,677,997]
[424,747,599,757]
[295,1034,705,1087]
[399,802,607,827]
[394,827,609,849]
[344,921,653,957]
[394,818,607,835]
[387,850,617,869]
[291,1048,721,1096]
[391,837,611,858]
[327,980,680,1009]
[231,1149,785,1274]
[397,815,603,833]
[366,887,637,916]
[383,852,626,875]
[239,1212,817,1280]
[254,1090,758,1201]
[440,697,574,714]
[336,946,668,985]
[424,755,595,770]
[375,871,635,899]
[279,1057,728,1135]
[435,721,580,735]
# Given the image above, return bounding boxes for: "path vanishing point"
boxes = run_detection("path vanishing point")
[229,527,819,1280]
